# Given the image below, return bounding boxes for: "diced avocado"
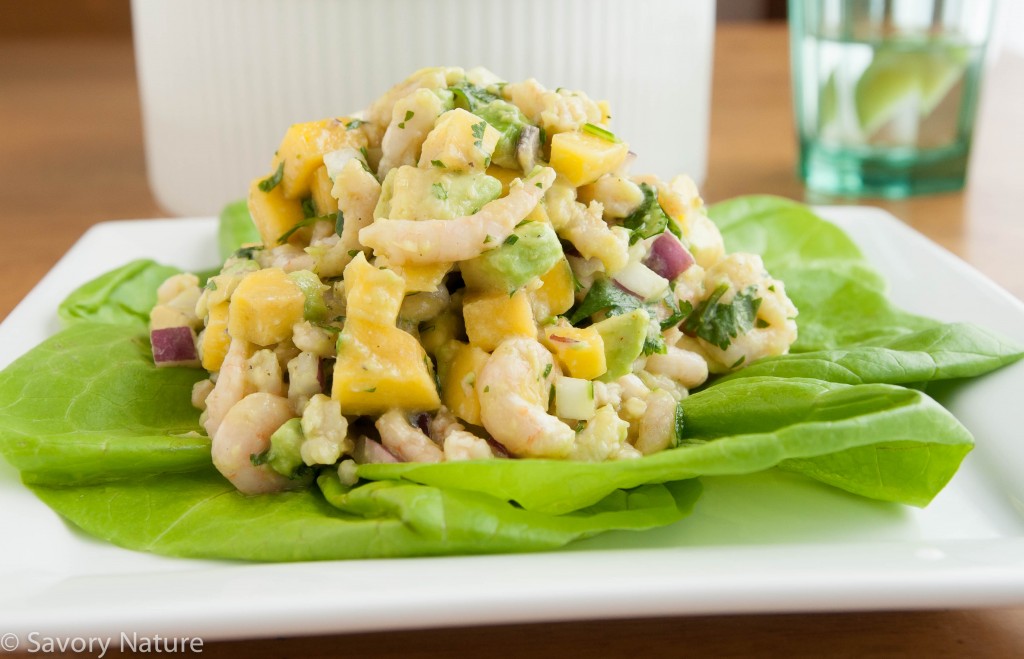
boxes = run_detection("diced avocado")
[374,166,501,220]
[473,100,533,170]
[433,87,457,112]
[266,418,307,479]
[287,270,328,322]
[593,309,649,381]
[461,221,563,292]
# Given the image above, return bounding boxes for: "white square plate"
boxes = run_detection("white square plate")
[1,207,1022,639]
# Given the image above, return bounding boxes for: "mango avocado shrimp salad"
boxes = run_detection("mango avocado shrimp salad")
[148,67,799,494]
[2,68,1020,562]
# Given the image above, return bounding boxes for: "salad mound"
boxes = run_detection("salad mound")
[151,67,800,494]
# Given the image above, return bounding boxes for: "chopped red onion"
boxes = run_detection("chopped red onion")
[644,232,695,280]
[150,327,199,367]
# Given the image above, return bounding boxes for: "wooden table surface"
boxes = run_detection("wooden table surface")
[1,23,1023,658]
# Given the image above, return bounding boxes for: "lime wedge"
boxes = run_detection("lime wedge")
[854,41,969,138]
[818,71,839,132]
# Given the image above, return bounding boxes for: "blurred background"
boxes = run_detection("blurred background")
[0,0,787,36]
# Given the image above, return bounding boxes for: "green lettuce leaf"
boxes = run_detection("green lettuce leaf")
[718,323,1024,385]
[709,196,935,350]
[27,473,698,561]
[359,377,973,512]
[0,323,209,486]
[218,199,261,260]
[58,260,182,329]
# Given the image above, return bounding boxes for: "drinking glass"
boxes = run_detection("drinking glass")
[789,0,996,197]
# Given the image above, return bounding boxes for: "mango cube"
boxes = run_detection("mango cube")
[419,310,464,356]
[333,319,441,415]
[200,301,230,371]
[248,177,306,247]
[343,253,404,325]
[419,108,501,172]
[310,165,339,216]
[438,340,490,425]
[542,323,607,380]
[549,130,629,187]
[530,259,575,322]
[332,254,440,414]
[227,268,305,346]
[463,289,536,353]
[272,117,367,199]
[396,263,452,294]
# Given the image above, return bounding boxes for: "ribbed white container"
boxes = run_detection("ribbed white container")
[131,0,716,216]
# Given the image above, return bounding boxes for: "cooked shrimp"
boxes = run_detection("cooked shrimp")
[503,78,602,134]
[477,337,575,458]
[569,405,639,462]
[547,184,628,274]
[365,67,449,130]
[687,213,726,269]
[443,432,494,461]
[429,406,494,461]
[325,158,382,274]
[682,253,798,372]
[644,346,709,389]
[377,88,445,179]
[258,243,316,273]
[202,338,253,438]
[286,351,321,414]
[300,394,352,466]
[578,174,644,219]
[632,174,703,237]
[245,348,285,396]
[375,409,443,463]
[211,392,295,495]
[359,167,555,265]
[635,390,678,455]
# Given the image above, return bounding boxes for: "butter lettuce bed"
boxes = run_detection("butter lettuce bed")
[0,197,1020,561]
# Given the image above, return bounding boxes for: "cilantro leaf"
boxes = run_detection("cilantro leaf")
[622,183,671,245]
[471,121,487,150]
[681,283,763,350]
[568,278,644,325]
[659,291,692,330]
[345,119,365,130]
[277,213,337,245]
[642,334,666,356]
[301,197,317,219]
[431,182,448,200]
[335,210,345,236]
[257,162,285,193]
